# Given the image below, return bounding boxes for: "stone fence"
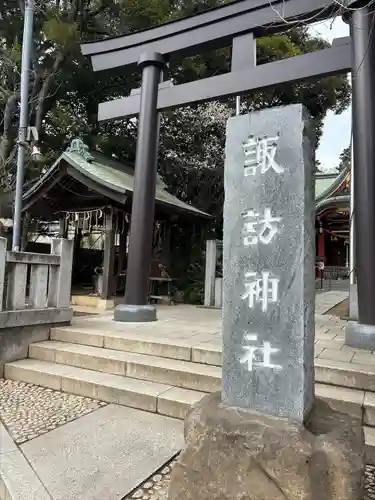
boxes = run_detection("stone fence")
[0,237,73,329]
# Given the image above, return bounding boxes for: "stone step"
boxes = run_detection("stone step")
[315,383,365,420]
[314,383,375,428]
[50,326,222,366]
[315,358,375,392]
[5,359,375,465]
[44,329,375,395]
[28,341,222,393]
[365,426,375,465]
[20,339,375,423]
[4,359,206,420]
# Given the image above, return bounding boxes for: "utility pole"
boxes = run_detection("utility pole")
[12,0,35,251]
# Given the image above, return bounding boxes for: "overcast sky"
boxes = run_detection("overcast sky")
[309,18,351,172]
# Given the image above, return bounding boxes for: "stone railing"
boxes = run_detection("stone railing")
[0,237,74,329]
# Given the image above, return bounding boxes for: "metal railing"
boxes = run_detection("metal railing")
[315,266,349,292]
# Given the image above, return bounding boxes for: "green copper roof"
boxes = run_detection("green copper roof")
[316,174,338,198]
[23,139,210,218]
[24,139,349,218]
[315,165,350,203]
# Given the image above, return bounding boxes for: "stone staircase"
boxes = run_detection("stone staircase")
[4,324,375,463]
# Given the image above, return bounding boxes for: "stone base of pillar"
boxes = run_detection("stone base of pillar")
[113,304,156,322]
[345,320,375,350]
[168,393,364,500]
[348,284,358,321]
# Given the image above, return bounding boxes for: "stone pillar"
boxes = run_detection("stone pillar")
[222,105,315,421]
[49,238,74,309]
[214,277,223,308]
[168,106,364,500]
[204,240,217,307]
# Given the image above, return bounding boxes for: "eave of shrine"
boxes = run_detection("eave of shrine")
[315,163,350,216]
[22,139,211,219]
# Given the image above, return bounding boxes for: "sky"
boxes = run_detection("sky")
[309,18,351,173]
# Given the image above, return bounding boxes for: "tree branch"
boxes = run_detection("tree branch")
[35,51,65,132]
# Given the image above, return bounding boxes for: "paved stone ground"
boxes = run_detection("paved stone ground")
[20,404,183,500]
[0,379,106,444]
[325,297,349,318]
[0,292,373,499]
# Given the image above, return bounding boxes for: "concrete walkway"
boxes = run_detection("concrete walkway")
[4,290,375,500]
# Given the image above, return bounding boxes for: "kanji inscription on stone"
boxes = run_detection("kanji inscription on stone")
[222,105,315,423]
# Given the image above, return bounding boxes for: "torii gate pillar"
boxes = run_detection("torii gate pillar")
[346,5,375,349]
[114,52,166,323]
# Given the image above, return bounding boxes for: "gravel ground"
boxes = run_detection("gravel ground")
[0,379,106,444]
[126,459,176,500]
[366,466,375,500]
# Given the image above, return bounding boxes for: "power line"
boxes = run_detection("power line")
[267,0,375,31]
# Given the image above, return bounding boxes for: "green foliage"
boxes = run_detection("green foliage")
[43,18,78,47]
[338,145,351,172]
[7,43,22,65]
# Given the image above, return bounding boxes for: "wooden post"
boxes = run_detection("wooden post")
[101,209,116,300]
[59,214,67,238]
[117,216,128,292]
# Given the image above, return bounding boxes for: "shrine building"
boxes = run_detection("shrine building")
[17,139,212,307]
[315,164,350,272]
[0,140,351,306]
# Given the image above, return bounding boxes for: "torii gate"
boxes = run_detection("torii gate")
[81,0,375,347]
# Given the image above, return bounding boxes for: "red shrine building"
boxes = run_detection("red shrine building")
[315,164,350,270]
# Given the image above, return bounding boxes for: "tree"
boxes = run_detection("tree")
[156,29,351,233]
[338,145,351,172]
[0,1,350,211]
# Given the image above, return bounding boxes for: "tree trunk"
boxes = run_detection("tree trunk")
[35,52,65,134]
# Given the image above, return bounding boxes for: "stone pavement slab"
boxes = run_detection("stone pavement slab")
[0,422,52,500]
[20,404,184,500]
